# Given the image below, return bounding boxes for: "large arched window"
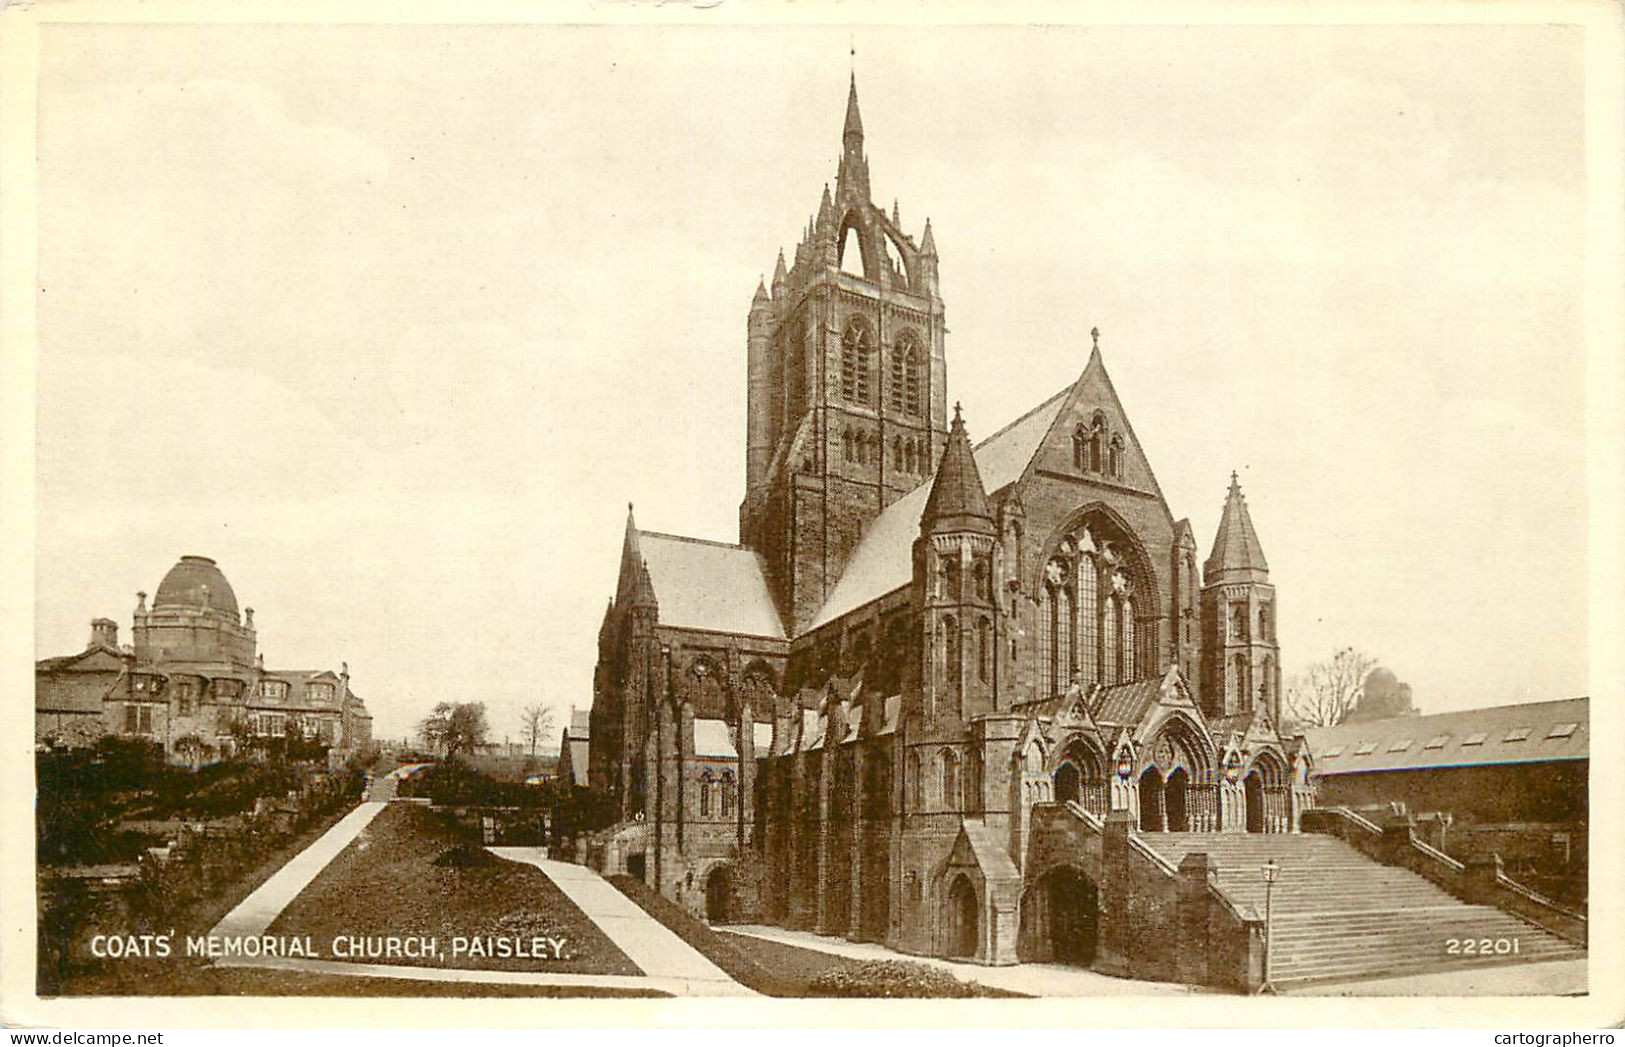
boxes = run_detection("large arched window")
[841,318,873,405]
[1039,557,1070,698]
[890,333,923,416]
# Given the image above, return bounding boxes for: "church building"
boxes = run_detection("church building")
[586,77,1315,969]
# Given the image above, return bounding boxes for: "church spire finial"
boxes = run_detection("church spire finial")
[1091,326,1101,353]
[843,70,864,146]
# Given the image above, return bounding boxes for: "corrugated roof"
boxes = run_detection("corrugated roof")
[1306,697,1588,775]
[809,387,1069,630]
[638,532,785,639]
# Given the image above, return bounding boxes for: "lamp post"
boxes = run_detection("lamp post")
[1257,858,1280,995]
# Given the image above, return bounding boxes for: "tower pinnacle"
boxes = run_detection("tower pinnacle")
[844,72,864,146]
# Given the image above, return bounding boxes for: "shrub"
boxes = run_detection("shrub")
[805,959,987,998]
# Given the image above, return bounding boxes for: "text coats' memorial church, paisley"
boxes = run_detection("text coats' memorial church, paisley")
[586,78,1315,979]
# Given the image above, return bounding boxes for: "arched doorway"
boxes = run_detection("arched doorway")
[704,865,731,923]
[1044,866,1098,964]
[1138,768,1165,831]
[1165,768,1190,832]
[1244,772,1265,833]
[1053,762,1081,806]
[946,875,979,959]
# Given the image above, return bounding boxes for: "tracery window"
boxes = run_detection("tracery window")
[1122,596,1136,681]
[1077,555,1098,684]
[890,333,923,415]
[1102,594,1119,683]
[841,318,873,405]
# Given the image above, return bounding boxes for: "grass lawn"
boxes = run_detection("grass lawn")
[607,875,1017,998]
[268,804,638,976]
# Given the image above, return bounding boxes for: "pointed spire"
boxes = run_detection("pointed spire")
[773,249,788,287]
[1091,326,1101,357]
[921,217,937,256]
[818,183,833,230]
[922,406,995,536]
[1205,474,1270,583]
[752,277,769,306]
[843,72,864,145]
[892,198,900,226]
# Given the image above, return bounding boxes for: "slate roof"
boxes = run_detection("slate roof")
[1205,475,1269,583]
[809,386,1070,629]
[638,531,786,639]
[1306,697,1588,775]
[1092,678,1165,727]
[921,407,995,535]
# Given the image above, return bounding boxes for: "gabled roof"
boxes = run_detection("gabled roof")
[36,644,129,674]
[808,387,1070,630]
[637,531,786,639]
[1092,677,1165,728]
[1306,696,1588,774]
[1205,474,1269,583]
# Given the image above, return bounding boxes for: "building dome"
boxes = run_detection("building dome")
[153,555,240,617]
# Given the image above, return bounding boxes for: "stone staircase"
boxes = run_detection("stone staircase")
[1145,832,1583,987]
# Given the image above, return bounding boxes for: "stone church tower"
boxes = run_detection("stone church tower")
[739,76,949,634]
[1200,475,1282,723]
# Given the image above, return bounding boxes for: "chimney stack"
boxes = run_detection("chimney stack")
[90,618,118,649]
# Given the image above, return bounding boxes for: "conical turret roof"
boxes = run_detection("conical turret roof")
[1204,473,1270,583]
[922,405,995,535]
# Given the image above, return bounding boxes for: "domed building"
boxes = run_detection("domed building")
[35,555,372,765]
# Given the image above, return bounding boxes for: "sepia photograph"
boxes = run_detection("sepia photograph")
[2,1,1621,1031]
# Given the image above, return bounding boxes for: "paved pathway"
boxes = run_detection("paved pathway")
[208,800,388,939]
[489,848,755,996]
[720,924,1202,997]
[212,953,716,996]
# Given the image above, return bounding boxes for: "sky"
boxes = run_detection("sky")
[30,22,1590,743]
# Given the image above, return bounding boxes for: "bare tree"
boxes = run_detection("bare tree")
[1284,647,1378,728]
[521,703,555,757]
